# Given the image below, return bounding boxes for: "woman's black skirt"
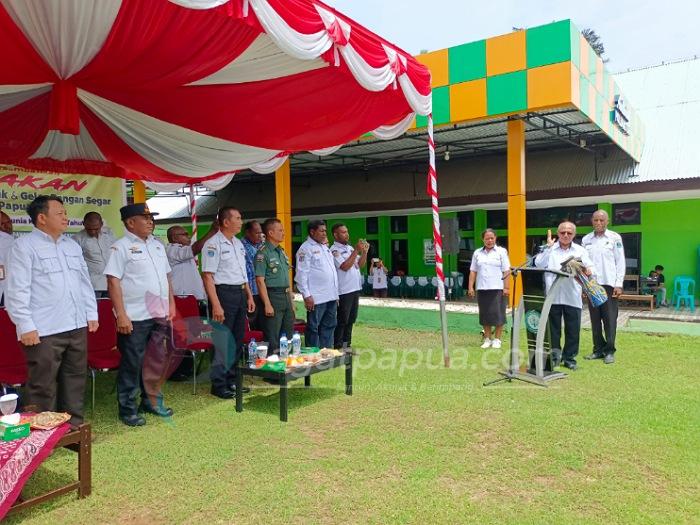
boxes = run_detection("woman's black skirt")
[477,289,506,326]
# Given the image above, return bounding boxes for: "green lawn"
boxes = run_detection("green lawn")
[7,311,700,524]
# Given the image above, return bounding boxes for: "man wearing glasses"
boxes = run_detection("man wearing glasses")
[165,222,218,302]
[534,221,595,371]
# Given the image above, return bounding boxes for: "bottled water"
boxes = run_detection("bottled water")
[248,339,258,368]
[291,332,302,356]
[279,333,289,359]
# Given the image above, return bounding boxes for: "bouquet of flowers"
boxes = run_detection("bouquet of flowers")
[561,257,608,307]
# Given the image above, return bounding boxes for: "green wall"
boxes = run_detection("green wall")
[281,198,700,302]
[641,199,700,299]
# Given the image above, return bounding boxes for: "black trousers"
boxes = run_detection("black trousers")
[548,304,582,365]
[248,293,265,331]
[334,290,360,349]
[22,327,87,425]
[116,319,169,418]
[211,285,246,391]
[588,285,618,355]
[262,288,294,351]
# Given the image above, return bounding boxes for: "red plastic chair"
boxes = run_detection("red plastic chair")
[87,298,121,410]
[0,308,28,388]
[244,318,263,345]
[172,295,213,394]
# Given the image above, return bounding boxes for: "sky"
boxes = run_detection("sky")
[327,0,700,72]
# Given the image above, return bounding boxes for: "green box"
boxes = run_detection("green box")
[1,422,30,441]
[449,40,486,83]
[526,20,572,68]
[487,71,527,116]
[415,85,450,128]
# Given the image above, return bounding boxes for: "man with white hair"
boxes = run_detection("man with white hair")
[535,221,595,371]
[582,209,625,365]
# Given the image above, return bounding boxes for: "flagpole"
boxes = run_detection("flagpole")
[427,113,449,367]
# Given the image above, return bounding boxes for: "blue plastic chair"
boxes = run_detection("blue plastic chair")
[672,276,696,312]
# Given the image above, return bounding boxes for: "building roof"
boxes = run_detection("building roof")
[615,57,700,182]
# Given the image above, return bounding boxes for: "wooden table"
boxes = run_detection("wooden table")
[6,423,91,516]
[235,352,353,422]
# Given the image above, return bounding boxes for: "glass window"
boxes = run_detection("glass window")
[613,202,641,225]
[391,239,408,274]
[620,232,641,275]
[486,209,507,230]
[457,237,476,277]
[390,215,407,234]
[366,216,379,235]
[292,221,302,237]
[457,211,474,231]
[367,239,379,261]
[526,205,596,228]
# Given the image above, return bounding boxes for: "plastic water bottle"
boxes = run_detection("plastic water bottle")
[279,333,289,359]
[291,332,301,356]
[248,339,258,368]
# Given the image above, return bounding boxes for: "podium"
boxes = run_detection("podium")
[484,266,572,387]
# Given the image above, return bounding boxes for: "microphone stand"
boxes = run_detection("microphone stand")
[482,261,530,386]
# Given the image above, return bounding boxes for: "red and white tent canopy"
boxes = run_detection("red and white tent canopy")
[0,0,431,185]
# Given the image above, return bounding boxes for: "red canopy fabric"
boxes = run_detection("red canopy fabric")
[0,0,431,184]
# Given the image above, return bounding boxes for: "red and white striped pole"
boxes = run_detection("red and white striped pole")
[427,113,450,367]
[189,184,197,243]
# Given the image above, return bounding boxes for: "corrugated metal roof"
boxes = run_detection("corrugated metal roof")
[615,57,700,182]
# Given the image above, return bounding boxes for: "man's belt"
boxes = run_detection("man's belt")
[215,283,246,290]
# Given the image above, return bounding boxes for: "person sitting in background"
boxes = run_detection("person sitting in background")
[649,265,667,306]
[371,258,388,298]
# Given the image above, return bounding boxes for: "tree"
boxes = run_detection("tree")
[581,28,609,63]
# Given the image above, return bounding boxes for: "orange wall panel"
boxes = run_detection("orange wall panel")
[486,31,526,76]
[449,79,487,122]
[416,49,449,87]
[527,62,572,109]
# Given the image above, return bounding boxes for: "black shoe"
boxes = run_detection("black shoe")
[121,414,146,427]
[563,361,578,371]
[551,349,562,367]
[585,352,605,360]
[211,388,235,399]
[228,384,250,394]
[604,353,615,364]
[139,404,174,417]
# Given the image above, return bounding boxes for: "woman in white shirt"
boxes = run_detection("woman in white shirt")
[468,229,511,349]
[371,258,388,297]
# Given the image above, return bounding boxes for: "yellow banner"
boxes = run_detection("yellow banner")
[0,166,125,236]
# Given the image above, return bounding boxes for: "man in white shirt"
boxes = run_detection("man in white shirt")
[201,207,255,399]
[0,211,14,306]
[73,211,117,298]
[371,258,388,297]
[581,210,625,365]
[105,203,175,427]
[330,223,369,349]
[166,222,218,301]
[295,220,339,349]
[534,221,595,371]
[6,196,98,426]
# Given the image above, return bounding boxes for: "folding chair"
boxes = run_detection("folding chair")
[87,298,121,410]
[0,308,28,391]
[172,295,214,394]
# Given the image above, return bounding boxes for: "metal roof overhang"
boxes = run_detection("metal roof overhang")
[286,105,625,178]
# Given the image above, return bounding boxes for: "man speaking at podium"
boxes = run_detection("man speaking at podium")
[534,222,595,371]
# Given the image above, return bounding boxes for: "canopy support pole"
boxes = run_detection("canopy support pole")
[275,159,293,281]
[189,184,197,242]
[133,180,146,203]
[427,114,449,367]
[506,118,527,307]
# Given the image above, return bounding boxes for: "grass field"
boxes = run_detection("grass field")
[7,310,700,524]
